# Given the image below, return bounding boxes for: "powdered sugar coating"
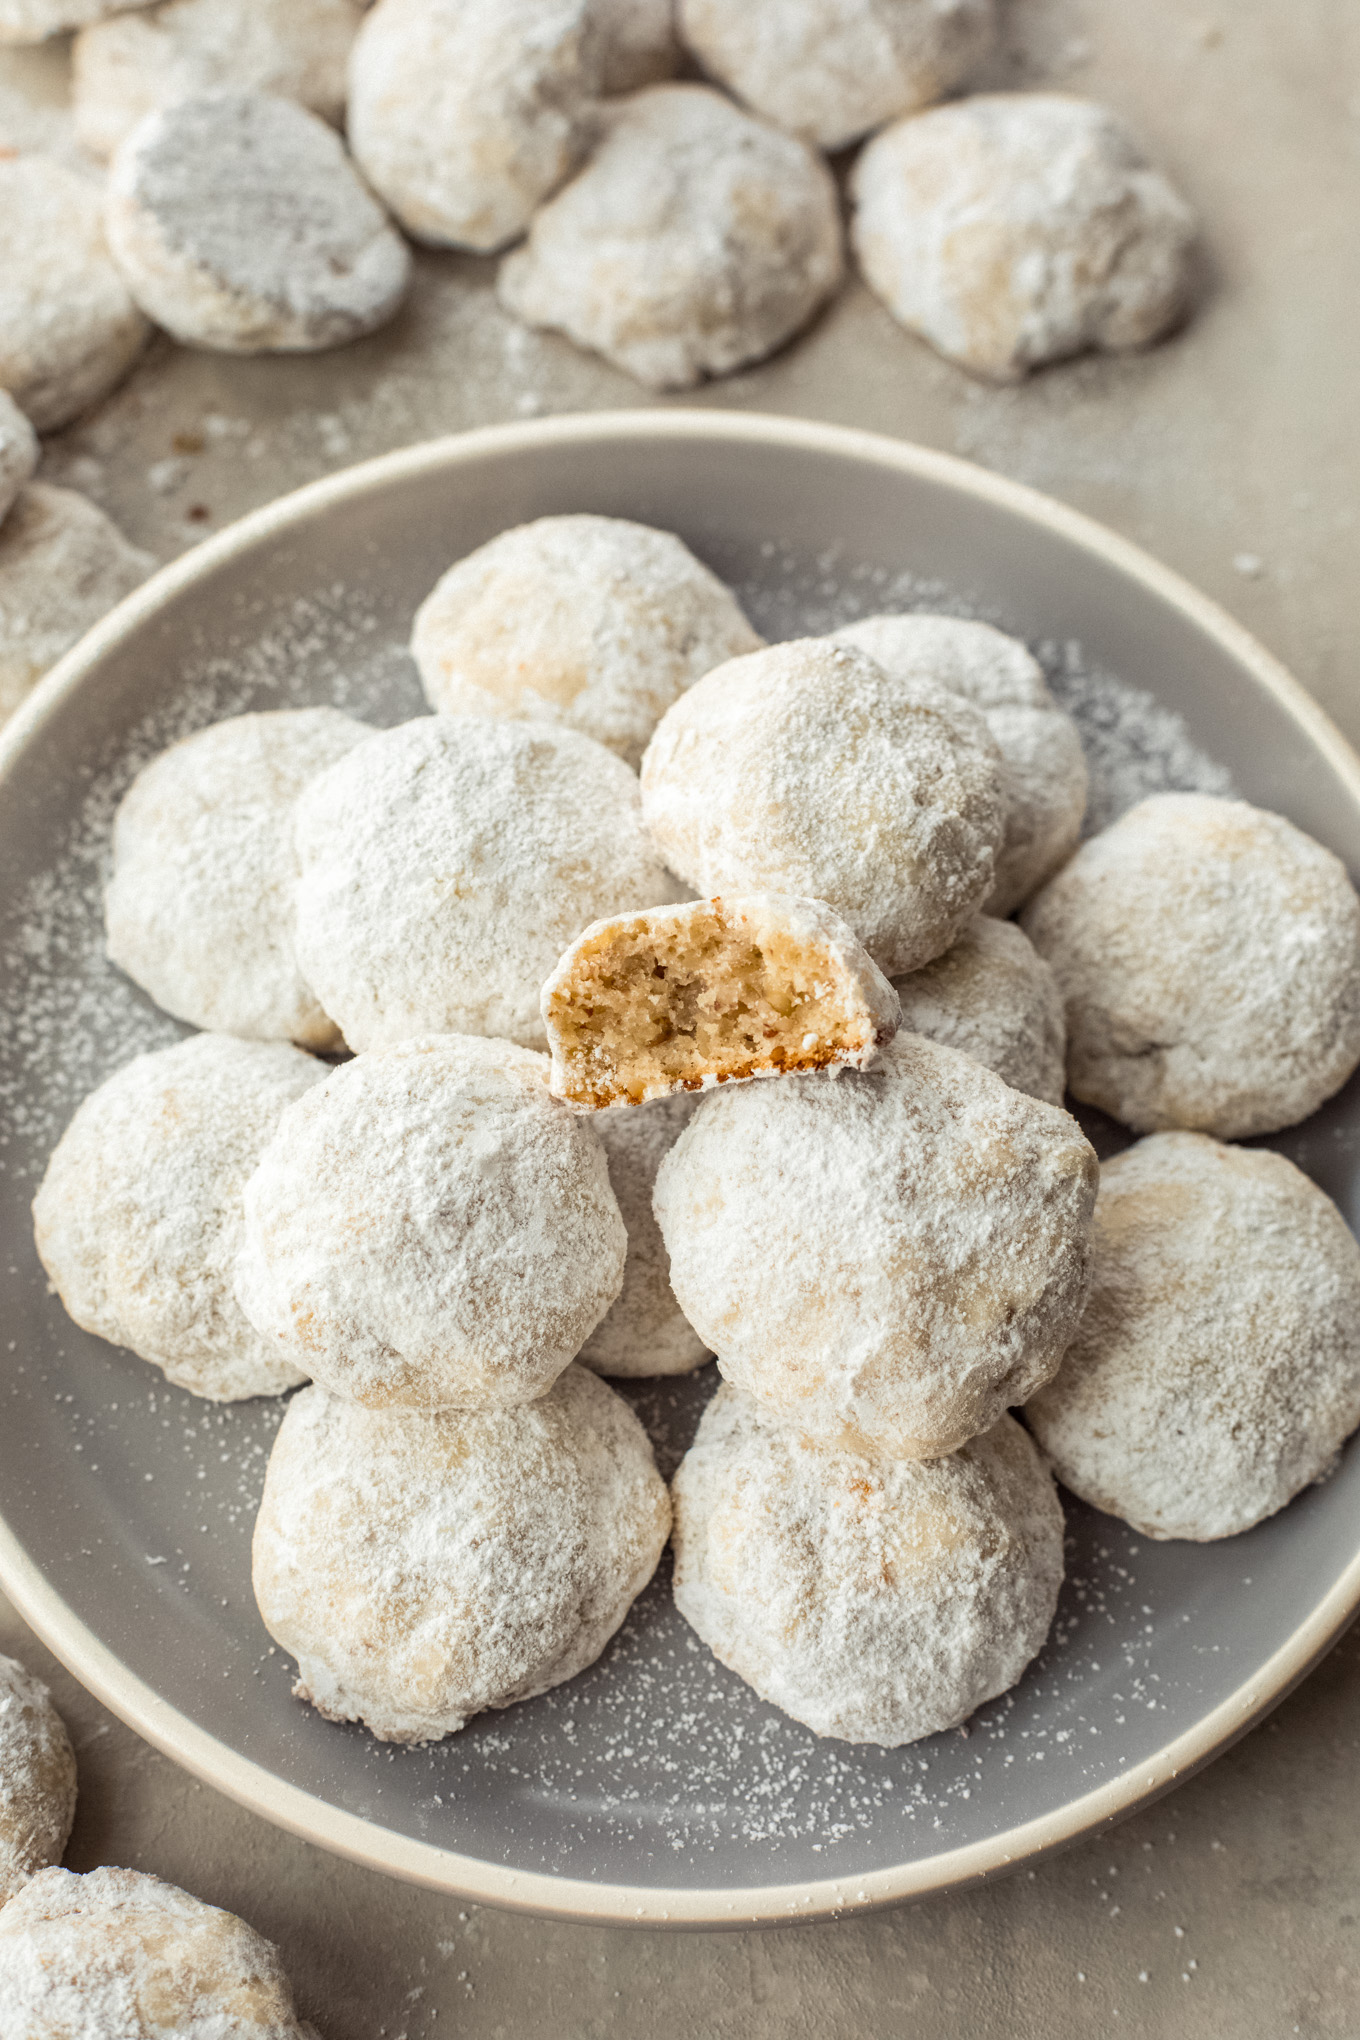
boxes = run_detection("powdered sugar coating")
[672,1390,1063,1743]
[832,613,1087,914]
[0,484,153,727]
[851,94,1197,382]
[577,1092,707,1377]
[0,1655,76,1907]
[34,1033,324,1401]
[348,0,600,253]
[641,637,1005,977]
[1022,792,1360,1138]
[0,390,37,528]
[252,1368,671,1742]
[0,155,149,431]
[498,83,843,391]
[1026,1133,1360,1541]
[0,0,152,41]
[589,0,677,92]
[293,715,678,1052]
[655,1031,1098,1459]
[105,92,412,354]
[105,707,368,1048]
[678,0,996,152]
[0,1865,316,2037]
[236,1035,626,1409]
[893,915,1065,1106]
[412,514,761,768]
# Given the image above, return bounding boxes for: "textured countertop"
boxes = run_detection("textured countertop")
[4,3,1359,2033]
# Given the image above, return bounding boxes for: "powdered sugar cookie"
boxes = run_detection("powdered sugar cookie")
[0,155,149,431]
[1027,1133,1360,1541]
[832,613,1087,913]
[577,1092,707,1377]
[252,1368,670,1742]
[672,1389,1062,1744]
[0,390,37,526]
[1022,793,1360,1137]
[655,1031,1097,1458]
[679,0,996,152]
[894,916,1065,1106]
[0,1656,76,1907]
[0,484,153,726]
[0,0,153,41]
[73,0,363,160]
[293,715,677,1052]
[641,638,1004,977]
[105,707,369,1048]
[851,94,1197,381]
[33,1033,325,1402]
[543,894,900,1108]
[236,1036,626,1409]
[105,91,412,353]
[411,513,761,768]
[348,0,600,252]
[0,1865,317,2037]
[590,0,677,92]
[498,84,843,390]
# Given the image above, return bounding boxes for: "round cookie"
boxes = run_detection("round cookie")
[832,613,1088,913]
[578,1092,708,1377]
[105,706,369,1048]
[672,1389,1063,1744]
[348,0,601,253]
[1026,1133,1360,1541]
[292,715,677,1052]
[589,0,678,92]
[0,390,38,527]
[894,915,1065,1107]
[0,1656,76,1907]
[105,91,412,353]
[252,1367,671,1742]
[33,1033,326,1402]
[0,484,153,727]
[678,0,997,152]
[235,1035,626,1409]
[412,514,762,769]
[851,94,1198,382]
[0,1865,316,2037]
[73,0,363,161]
[498,83,843,391]
[0,0,153,40]
[640,637,1004,977]
[654,1030,1098,1459]
[1022,792,1360,1138]
[0,155,150,431]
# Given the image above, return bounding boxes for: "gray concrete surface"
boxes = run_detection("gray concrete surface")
[4,1,1360,2032]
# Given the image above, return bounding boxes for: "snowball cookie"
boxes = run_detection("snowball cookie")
[0,0,152,41]
[543,894,901,1108]
[894,916,1065,1107]
[293,715,676,1052]
[253,1368,670,1742]
[105,707,369,1049]
[577,1093,707,1377]
[0,1656,76,1907]
[105,92,412,354]
[498,83,843,391]
[852,94,1198,383]
[0,1865,318,2038]
[0,390,38,528]
[0,485,153,727]
[1022,793,1360,1139]
[1027,1134,1360,1542]
[679,0,996,153]
[348,0,601,253]
[411,513,762,769]
[0,156,150,432]
[672,1389,1062,1744]
[73,0,363,161]
[832,613,1087,914]
[641,638,1004,977]
[236,1036,626,1409]
[589,0,678,92]
[655,1031,1098,1459]
[34,1034,325,1401]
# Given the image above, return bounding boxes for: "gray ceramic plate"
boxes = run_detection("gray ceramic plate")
[3,412,1360,1928]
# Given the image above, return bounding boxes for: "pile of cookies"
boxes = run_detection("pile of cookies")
[32,510,1360,1757]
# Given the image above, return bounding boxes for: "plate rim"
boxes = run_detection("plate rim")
[5,407,1360,1928]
